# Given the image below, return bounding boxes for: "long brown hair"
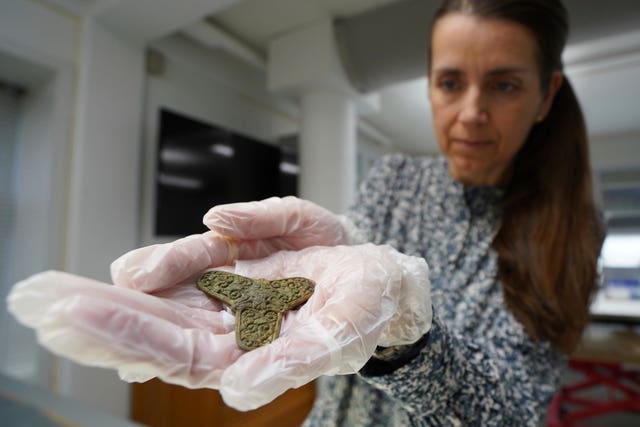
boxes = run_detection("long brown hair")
[429,0,605,353]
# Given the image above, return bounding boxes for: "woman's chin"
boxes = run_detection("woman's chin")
[448,160,500,186]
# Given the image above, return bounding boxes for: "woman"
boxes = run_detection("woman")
[8,0,603,425]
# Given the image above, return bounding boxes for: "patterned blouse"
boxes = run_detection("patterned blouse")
[302,154,565,426]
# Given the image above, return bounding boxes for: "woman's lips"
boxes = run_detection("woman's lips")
[451,138,492,152]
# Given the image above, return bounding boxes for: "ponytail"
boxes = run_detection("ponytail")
[493,79,605,353]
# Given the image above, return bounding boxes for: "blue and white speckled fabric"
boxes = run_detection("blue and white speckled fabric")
[302,154,565,426]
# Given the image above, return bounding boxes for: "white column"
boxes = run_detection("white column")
[267,20,378,214]
[299,91,356,213]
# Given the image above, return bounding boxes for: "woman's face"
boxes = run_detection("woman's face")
[428,13,562,186]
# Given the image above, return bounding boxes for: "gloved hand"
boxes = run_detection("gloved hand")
[7,244,431,411]
[7,269,241,388]
[111,196,354,292]
[219,244,432,410]
[202,196,357,253]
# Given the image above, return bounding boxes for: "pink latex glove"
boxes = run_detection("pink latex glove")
[7,244,431,411]
[6,269,240,388]
[111,197,354,293]
[219,244,432,410]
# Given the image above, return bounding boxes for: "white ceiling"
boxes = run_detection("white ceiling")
[208,0,640,156]
[212,0,403,51]
[50,0,640,159]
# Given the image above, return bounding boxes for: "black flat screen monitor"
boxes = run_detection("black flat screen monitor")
[155,109,297,236]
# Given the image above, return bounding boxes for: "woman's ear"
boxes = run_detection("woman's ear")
[537,71,564,120]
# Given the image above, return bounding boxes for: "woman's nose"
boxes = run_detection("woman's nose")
[458,89,489,125]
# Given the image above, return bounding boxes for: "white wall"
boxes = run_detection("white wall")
[66,19,144,281]
[0,0,144,419]
[565,32,640,174]
[6,77,67,387]
[60,17,145,418]
[0,0,78,391]
[590,130,640,171]
[0,0,77,66]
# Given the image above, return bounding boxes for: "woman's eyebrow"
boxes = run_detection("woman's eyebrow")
[486,67,529,76]
[432,67,463,76]
[432,66,529,76]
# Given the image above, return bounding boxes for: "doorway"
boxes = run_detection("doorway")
[0,80,24,373]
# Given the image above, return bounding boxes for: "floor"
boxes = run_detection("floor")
[0,374,141,427]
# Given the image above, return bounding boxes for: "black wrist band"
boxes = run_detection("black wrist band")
[359,332,431,377]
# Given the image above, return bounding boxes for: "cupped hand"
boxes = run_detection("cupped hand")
[217,244,432,410]
[7,244,431,411]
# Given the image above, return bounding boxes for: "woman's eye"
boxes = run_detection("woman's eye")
[438,79,460,91]
[493,81,519,92]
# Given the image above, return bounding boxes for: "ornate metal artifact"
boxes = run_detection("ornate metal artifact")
[196,270,315,350]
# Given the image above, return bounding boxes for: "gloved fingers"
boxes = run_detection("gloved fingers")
[232,244,402,309]
[230,238,296,262]
[151,281,227,312]
[377,251,432,347]
[7,271,244,388]
[111,196,349,294]
[203,196,348,247]
[220,300,394,412]
[232,245,427,351]
[8,270,236,334]
[64,296,244,389]
[110,231,237,292]
[219,321,341,411]
[214,245,405,412]
[115,330,242,389]
[257,245,431,349]
[232,246,404,344]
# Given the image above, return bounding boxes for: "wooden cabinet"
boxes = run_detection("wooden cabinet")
[130,379,315,427]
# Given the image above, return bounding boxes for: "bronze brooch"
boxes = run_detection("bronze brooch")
[196,270,315,350]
